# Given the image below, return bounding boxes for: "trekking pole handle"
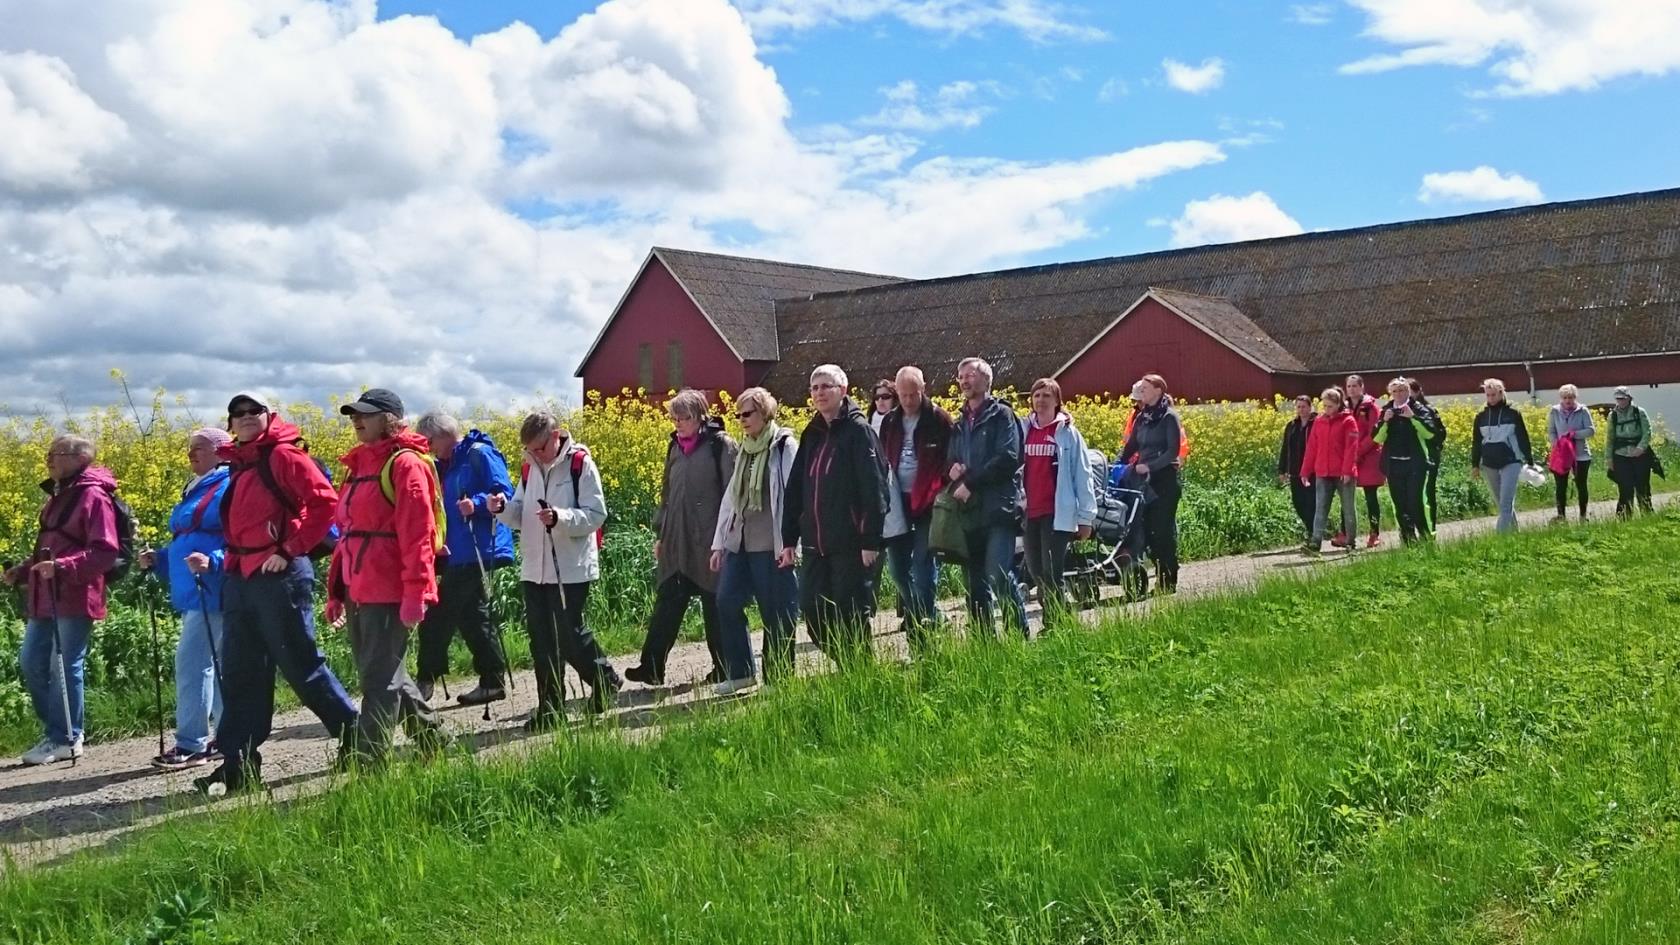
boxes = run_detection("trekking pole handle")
[536,499,557,532]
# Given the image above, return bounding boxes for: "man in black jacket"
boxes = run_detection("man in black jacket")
[947,357,1027,638]
[780,364,889,666]
[1276,394,1316,538]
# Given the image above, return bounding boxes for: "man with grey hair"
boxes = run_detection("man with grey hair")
[3,435,121,765]
[947,357,1027,638]
[780,364,889,665]
[877,364,953,644]
[414,410,515,706]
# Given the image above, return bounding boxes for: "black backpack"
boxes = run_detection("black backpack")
[40,486,139,583]
[220,440,340,560]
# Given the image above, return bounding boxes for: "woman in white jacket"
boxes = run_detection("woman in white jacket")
[709,388,800,691]
[488,411,619,729]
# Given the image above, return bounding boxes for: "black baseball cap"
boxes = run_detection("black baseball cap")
[340,388,405,416]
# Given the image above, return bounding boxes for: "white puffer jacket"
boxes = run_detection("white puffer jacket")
[497,438,606,585]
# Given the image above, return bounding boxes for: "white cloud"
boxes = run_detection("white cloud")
[859,79,998,131]
[733,0,1107,41]
[0,0,1223,414]
[1289,3,1334,25]
[1162,57,1226,94]
[1340,0,1680,95]
[1418,166,1544,204]
[1097,77,1129,102]
[1166,192,1303,248]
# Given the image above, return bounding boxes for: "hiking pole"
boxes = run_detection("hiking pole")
[46,576,77,767]
[466,517,514,723]
[535,500,576,708]
[143,569,166,759]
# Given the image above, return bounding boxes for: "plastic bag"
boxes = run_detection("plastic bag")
[1519,464,1547,488]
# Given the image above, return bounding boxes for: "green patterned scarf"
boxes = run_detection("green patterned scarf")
[731,424,777,512]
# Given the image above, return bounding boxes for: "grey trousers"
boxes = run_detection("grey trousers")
[1312,478,1357,544]
[347,603,440,756]
[1483,463,1522,533]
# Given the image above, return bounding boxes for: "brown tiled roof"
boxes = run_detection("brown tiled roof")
[1144,288,1307,372]
[652,248,904,362]
[759,188,1680,398]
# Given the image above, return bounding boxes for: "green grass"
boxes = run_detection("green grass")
[4,509,1680,943]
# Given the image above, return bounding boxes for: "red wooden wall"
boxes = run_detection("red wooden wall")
[578,259,746,398]
[1056,297,1275,401]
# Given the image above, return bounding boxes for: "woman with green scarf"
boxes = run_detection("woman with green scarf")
[709,388,801,692]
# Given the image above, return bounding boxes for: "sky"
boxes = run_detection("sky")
[3,0,1678,417]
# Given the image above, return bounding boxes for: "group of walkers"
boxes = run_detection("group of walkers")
[1279,377,1658,555]
[8,366,1657,781]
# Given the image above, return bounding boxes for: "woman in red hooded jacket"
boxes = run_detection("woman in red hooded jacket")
[326,388,450,767]
[1301,387,1361,555]
[1343,374,1385,548]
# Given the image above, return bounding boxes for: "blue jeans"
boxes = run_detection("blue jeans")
[963,523,1027,639]
[716,550,800,681]
[174,608,225,754]
[21,615,94,746]
[886,506,937,633]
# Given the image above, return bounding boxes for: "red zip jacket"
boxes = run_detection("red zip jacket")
[20,465,119,619]
[1350,395,1386,487]
[217,415,339,578]
[327,431,440,613]
[1302,410,1360,480]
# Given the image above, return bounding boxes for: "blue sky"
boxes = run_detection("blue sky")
[377,0,1680,266]
[3,0,1677,412]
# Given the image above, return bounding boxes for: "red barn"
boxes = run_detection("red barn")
[574,247,902,398]
[580,189,1680,415]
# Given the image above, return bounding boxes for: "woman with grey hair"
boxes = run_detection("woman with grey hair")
[1547,384,1595,522]
[710,387,800,689]
[626,389,738,686]
[413,410,516,706]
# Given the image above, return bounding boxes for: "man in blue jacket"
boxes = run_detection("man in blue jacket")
[415,411,515,706]
[137,427,234,770]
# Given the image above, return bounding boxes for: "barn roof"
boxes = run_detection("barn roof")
[757,187,1680,398]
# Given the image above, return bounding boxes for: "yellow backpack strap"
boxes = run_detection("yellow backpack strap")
[380,449,448,554]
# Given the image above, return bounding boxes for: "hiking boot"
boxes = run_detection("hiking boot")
[192,761,262,796]
[1330,531,1349,548]
[714,676,758,697]
[151,746,214,771]
[457,685,507,706]
[623,664,663,687]
[523,706,565,733]
[586,680,621,715]
[21,737,82,766]
[1365,533,1382,549]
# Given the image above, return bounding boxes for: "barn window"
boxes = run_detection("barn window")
[637,344,653,392]
[667,341,685,389]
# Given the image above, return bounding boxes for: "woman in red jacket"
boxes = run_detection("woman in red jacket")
[1301,387,1361,556]
[326,388,451,768]
[1343,374,1385,548]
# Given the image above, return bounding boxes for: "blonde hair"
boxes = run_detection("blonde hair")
[1559,383,1579,398]
[735,387,778,419]
[1482,378,1507,396]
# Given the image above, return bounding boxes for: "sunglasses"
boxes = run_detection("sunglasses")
[875,393,896,401]
[229,406,267,419]
[735,408,758,420]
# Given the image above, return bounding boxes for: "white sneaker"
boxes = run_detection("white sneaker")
[714,677,759,697]
[21,737,82,766]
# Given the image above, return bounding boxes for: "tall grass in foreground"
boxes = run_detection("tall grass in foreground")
[3,513,1679,943]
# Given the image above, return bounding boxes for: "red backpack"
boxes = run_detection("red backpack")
[522,448,604,549]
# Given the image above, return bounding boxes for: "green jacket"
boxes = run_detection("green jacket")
[1607,405,1652,458]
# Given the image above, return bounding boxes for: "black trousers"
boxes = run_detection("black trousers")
[1142,467,1181,590]
[1554,460,1590,516]
[417,566,507,689]
[800,550,874,667]
[638,573,722,679]
[1288,478,1316,535]
[1022,516,1073,612]
[522,581,618,712]
[1423,461,1440,530]
[1612,453,1653,517]
[1385,456,1429,544]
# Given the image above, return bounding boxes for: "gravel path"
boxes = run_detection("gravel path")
[0,497,1662,872]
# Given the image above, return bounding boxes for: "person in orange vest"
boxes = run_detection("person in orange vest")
[326,388,451,768]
